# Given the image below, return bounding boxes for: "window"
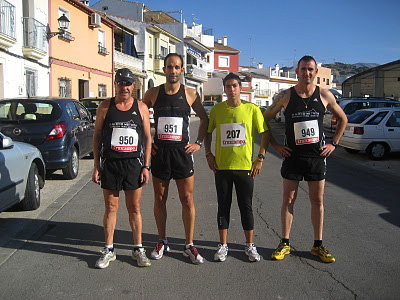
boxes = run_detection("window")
[59,78,71,97]
[160,46,168,59]
[366,112,388,125]
[98,84,107,97]
[327,78,330,85]
[386,112,400,127]
[66,102,79,120]
[218,56,230,68]
[98,29,107,55]
[317,77,320,84]
[323,78,325,82]
[25,68,37,97]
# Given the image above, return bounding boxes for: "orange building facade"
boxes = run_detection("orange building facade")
[49,0,114,99]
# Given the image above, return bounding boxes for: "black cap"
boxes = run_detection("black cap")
[115,68,135,84]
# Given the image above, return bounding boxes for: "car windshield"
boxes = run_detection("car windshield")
[0,101,58,122]
[347,111,374,124]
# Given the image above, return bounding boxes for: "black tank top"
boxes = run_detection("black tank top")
[101,97,143,159]
[284,86,326,157]
[153,84,191,147]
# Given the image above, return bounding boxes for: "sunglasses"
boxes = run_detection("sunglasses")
[117,81,133,86]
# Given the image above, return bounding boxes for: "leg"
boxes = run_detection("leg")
[281,179,300,239]
[233,171,254,243]
[176,176,195,244]
[152,176,170,241]
[102,189,120,245]
[215,171,233,243]
[125,188,143,245]
[308,180,325,240]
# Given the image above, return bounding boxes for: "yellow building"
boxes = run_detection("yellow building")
[49,0,114,98]
[314,64,332,89]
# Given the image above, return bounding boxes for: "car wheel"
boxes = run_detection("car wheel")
[19,163,40,210]
[367,143,387,160]
[62,146,79,179]
[344,147,360,154]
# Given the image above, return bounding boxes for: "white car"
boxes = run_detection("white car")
[339,107,400,160]
[0,132,45,212]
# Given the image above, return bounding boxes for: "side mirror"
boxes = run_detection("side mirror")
[1,135,14,149]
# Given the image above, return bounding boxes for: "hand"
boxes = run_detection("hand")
[184,143,201,155]
[206,154,218,173]
[92,167,101,185]
[320,143,336,157]
[272,143,292,158]
[250,160,263,178]
[140,168,150,186]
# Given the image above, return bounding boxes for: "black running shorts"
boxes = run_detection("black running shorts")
[281,156,326,181]
[101,157,142,191]
[151,146,194,180]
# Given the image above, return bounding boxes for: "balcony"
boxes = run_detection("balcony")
[186,64,207,82]
[0,0,16,49]
[154,54,165,72]
[114,51,144,75]
[98,43,109,56]
[22,17,47,60]
[255,89,272,98]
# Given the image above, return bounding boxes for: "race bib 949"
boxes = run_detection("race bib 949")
[294,120,319,145]
[220,123,246,147]
[157,117,183,141]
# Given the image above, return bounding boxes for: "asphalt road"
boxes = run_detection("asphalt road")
[0,118,399,299]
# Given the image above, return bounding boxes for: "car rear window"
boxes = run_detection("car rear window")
[0,101,59,122]
[347,111,374,124]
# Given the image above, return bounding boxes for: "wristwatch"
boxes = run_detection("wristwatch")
[142,165,151,170]
[257,154,265,160]
[331,141,338,148]
[195,140,203,147]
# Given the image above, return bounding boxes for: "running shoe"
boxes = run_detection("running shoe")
[95,247,116,269]
[150,241,170,260]
[311,245,336,263]
[214,244,228,262]
[245,244,261,262]
[183,245,204,264]
[132,248,151,267]
[271,242,291,260]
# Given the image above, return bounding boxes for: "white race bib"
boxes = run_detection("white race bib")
[220,123,246,147]
[157,117,183,141]
[294,120,319,145]
[111,128,138,152]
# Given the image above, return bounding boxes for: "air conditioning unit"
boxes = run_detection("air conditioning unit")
[90,13,101,27]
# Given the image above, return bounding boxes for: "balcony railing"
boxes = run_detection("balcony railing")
[114,51,144,73]
[0,0,15,38]
[22,17,47,52]
[0,0,16,49]
[255,89,272,97]
[98,43,109,55]
[186,64,207,82]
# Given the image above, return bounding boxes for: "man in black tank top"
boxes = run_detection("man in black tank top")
[143,53,209,264]
[264,56,347,263]
[92,68,153,268]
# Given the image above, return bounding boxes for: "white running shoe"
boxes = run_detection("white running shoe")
[214,244,228,262]
[132,248,151,267]
[150,241,170,260]
[183,245,204,264]
[95,247,116,269]
[245,244,261,262]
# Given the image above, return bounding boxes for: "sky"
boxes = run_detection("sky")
[89,0,400,68]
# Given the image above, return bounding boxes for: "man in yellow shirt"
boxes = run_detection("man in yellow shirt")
[204,72,269,262]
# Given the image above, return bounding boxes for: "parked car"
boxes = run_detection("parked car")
[80,97,155,126]
[339,107,400,160]
[0,97,94,179]
[324,98,400,131]
[203,100,218,116]
[0,132,45,212]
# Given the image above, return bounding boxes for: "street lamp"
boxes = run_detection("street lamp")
[47,14,70,40]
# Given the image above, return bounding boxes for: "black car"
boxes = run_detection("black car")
[0,97,94,179]
[79,96,108,122]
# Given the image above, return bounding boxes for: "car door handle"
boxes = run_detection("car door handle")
[388,129,394,131]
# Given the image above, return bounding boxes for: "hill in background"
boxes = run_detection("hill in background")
[322,62,379,83]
